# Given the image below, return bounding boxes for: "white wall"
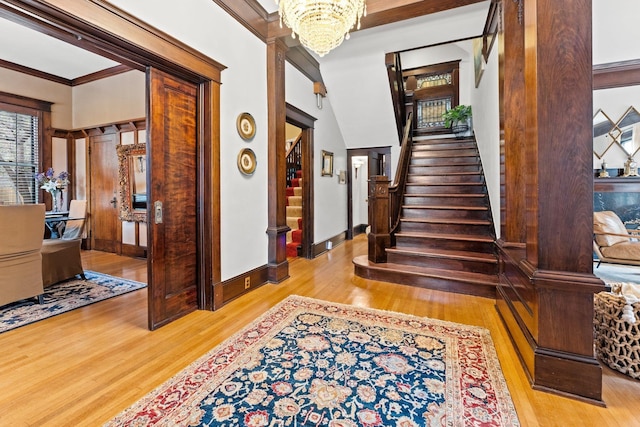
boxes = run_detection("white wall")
[72,70,145,129]
[0,67,72,128]
[471,44,501,238]
[108,0,270,280]
[285,62,349,244]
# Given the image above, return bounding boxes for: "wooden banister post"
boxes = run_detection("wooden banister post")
[368,175,390,263]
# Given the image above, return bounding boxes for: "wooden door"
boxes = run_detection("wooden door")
[89,133,121,253]
[147,68,199,330]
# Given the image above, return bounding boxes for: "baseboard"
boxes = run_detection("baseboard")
[121,243,147,258]
[352,224,368,236]
[215,264,269,307]
[312,231,347,258]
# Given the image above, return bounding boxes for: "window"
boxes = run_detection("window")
[0,92,51,205]
[0,110,39,204]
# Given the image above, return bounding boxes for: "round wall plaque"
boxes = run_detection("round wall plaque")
[237,148,257,175]
[236,112,256,140]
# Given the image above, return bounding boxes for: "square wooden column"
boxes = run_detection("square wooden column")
[266,38,290,283]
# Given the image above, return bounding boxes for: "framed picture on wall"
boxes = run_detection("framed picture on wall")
[473,37,485,88]
[321,150,333,177]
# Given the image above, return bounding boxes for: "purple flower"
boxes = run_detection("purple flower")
[45,167,54,178]
[58,171,69,181]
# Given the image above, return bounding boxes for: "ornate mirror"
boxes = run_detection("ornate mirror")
[117,143,147,222]
[593,109,615,159]
[613,106,640,157]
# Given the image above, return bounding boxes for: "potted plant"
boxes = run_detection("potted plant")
[442,104,472,138]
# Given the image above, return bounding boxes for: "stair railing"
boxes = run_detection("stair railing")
[389,112,413,235]
[367,113,412,263]
[285,134,303,187]
[385,52,406,142]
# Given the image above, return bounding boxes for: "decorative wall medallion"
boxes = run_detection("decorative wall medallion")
[236,112,256,140]
[237,148,257,175]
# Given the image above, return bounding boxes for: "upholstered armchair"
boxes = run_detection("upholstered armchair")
[0,204,46,306]
[593,210,640,267]
[41,200,87,287]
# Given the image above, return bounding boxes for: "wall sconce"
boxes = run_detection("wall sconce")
[353,159,364,178]
[314,81,327,110]
[136,155,145,173]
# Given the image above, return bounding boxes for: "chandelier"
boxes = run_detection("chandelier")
[276,0,367,57]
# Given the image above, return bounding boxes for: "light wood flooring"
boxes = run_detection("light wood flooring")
[0,235,639,426]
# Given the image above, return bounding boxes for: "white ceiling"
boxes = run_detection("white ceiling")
[0,17,119,80]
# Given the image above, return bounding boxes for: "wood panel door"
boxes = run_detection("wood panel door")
[147,68,199,330]
[89,133,121,253]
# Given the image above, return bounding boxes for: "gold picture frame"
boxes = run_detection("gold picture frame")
[237,148,257,175]
[236,112,256,140]
[321,150,333,177]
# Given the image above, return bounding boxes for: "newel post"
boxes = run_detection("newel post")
[368,175,390,263]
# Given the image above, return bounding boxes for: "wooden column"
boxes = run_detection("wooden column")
[499,0,526,244]
[266,38,290,283]
[368,176,390,263]
[496,0,605,404]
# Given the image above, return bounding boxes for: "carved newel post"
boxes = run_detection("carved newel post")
[368,175,390,263]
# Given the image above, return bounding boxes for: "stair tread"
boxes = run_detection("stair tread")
[412,171,481,176]
[395,231,494,242]
[400,217,491,225]
[386,246,498,263]
[404,193,484,198]
[353,255,498,286]
[405,182,483,187]
[402,204,488,210]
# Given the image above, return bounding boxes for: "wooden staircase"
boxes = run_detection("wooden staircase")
[354,136,498,298]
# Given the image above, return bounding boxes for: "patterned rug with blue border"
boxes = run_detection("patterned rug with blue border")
[0,271,146,334]
[106,295,520,427]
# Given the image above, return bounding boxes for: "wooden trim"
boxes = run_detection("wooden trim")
[71,64,133,86]
[312,231,347,258]
[215,264,269,307]
[593,59,640,90]
[285,45,323,84]
[0,90,53,112]
[0,58,71,85]
[0,0,226,83]
[121,243,146,258]
[285,103,316,259]
[211,0,269,40]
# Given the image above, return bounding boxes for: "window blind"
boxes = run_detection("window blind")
[0,110,39,205]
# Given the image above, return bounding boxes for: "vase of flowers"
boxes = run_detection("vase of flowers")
[35,168,70,212]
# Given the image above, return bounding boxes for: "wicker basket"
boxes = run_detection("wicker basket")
[594,291,640,379]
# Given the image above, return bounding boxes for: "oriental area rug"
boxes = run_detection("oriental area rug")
[106,295,520,427]
[0,271,145,334]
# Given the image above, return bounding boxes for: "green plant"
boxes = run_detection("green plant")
[442,104,472,128]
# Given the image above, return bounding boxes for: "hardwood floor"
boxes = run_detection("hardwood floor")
[0,236,639,426]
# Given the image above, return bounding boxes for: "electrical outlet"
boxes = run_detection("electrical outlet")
[244,277,251,289]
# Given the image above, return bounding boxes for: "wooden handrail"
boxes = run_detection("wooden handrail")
[285,133,302,158]
[385,52,406,142]
[389,112,413,235]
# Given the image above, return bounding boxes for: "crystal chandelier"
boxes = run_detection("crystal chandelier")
[276,0,367,57]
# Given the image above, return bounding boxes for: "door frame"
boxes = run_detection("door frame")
[1,1,224,317]
[347,147,391,240]
[285,103,316,259]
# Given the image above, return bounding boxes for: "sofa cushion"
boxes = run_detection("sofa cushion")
[594,211,630,247]
[600,241,640,260]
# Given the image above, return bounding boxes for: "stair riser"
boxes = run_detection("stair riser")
[403,196,487,207]
[405,184,485,194]
[402,207,490,220]
[413,142,476,150]
[399,221,493,235]
[409,158,479,168]
[395,236,494,252]
[386,252,498,275]
[412,149,478,158]
[409,164,480,173]
[406,175,483,184]
[353,263,497,299]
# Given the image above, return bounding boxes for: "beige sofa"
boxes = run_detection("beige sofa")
[593,210,640,267]
[0,204,46,306]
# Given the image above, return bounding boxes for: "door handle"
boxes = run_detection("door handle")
[154,201,163,224]
[110,196,117,208]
